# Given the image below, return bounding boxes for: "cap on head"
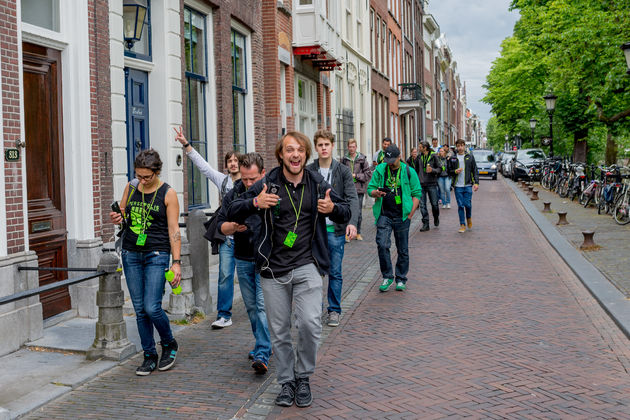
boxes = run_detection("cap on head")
[383,144,401,164]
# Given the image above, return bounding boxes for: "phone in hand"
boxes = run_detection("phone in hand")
[377,187,390,194]
[111,201,122,215]
[268,183,280,196]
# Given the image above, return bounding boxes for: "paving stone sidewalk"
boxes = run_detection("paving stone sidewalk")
[520,179,630,296]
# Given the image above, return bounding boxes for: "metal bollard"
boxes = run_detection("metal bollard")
[531,190,539,200]
[556,211,569,225]
[86,253,136,361]
[543,201,552,213]
[580,231,598,250]
[527,186,534,195]
[187,210,211,316]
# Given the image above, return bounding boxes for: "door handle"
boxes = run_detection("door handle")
[135,139,142,150]
[16,139,26,148]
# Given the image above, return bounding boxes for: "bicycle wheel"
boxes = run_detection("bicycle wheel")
[579,191,589,206]
[613,196,630,225]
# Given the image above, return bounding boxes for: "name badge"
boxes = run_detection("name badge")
[136,233,147,246]
[284,231,297,248]
[395,196,402,205]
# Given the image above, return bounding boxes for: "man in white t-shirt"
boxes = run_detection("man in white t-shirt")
[447,139,479,233]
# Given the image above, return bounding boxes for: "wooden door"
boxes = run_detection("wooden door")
[23,42,70,319]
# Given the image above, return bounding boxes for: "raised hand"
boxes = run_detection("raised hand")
[317,189,335,214]
[173,126,188,146]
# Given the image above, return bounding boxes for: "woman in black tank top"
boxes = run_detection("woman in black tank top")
[109,149,182,376]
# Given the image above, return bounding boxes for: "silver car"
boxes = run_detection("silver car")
[501,152,515,178]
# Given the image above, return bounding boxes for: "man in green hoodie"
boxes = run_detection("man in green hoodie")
[367,144,422,292]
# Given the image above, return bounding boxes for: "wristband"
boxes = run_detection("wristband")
[253,197,259,208]
[171,259,181,265]
[182,142,190,148]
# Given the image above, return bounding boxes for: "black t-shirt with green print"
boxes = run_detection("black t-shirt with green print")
[122,182,171,253]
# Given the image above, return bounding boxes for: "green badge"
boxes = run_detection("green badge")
[284,231,297,248]
[395,195,402,205]
[136,233,147,246]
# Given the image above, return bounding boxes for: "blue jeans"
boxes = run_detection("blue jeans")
[356,193,364,234]
[437,176,451,205]
[217,238,235,319]
[121,249,174,355]
[235,258,271,364]
[454,186,473,225]
[419,184,440,225]
[375,216,410,283]
[326,231,346,314]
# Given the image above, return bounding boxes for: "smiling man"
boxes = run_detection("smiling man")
[227,131,350,408]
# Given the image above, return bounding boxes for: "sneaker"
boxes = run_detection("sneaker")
[295,377,313,407]
[275,381,296,407]
[379,278,394,292]
[136,353,158,376]
[434,217,439,227]
[442,204,446,209]
[458,224,466,233]
[395,282,406,291]
[211,317,232,329]
[420,224,430,232]
[252,359,268,374]
[467,218,472,229]
[327,311,340,327]
[447,203,451,209]
[158,339,178,371]
[356,234,363,241]
[345,235,351,243]
[248,350,255,360]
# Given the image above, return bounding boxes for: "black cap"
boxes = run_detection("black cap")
[383,144,401,164]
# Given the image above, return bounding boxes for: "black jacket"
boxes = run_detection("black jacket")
[447,152,479,186]
[416,152,442,186]
[216,180,261,261]
[226,166,351,275]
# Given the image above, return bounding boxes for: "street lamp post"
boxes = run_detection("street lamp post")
[529,118,537,147]
[621,43,630,74]
[543,93,557,157]
[505,134,509,151]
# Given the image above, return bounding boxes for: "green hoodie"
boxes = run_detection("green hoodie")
[367,161,422,222]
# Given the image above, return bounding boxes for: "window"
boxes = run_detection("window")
[370,9,375,62]
[184,7,209,208]
[299,0,313,4]
[22,0,59,31]
[346,11,352,43]
[357,22,362,51]
[124,0,152,60]
[231,29,248,153]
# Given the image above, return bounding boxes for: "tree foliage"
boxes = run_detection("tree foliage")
[484,0,630,163]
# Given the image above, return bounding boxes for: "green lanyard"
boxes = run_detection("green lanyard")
[140,184,160,234]
[386,166,401,190]
[421,152,432,171]
[284,184,305,233]
[348,155,355,174]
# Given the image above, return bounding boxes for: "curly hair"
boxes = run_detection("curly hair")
[134,149,163,173]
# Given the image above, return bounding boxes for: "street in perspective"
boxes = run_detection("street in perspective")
[1,0,630,419]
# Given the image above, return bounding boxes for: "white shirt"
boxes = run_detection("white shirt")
[318,167,333,226]
[456,154,466,187]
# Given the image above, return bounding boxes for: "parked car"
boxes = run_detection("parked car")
[511,148,546,181]
[471,149,497,180]
[500,152,515,178]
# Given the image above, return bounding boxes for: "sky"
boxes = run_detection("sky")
[426,0,520,130]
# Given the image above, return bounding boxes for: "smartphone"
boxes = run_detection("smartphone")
[268,183,280,196]
[111,201,122,215]
[377,187,390,194]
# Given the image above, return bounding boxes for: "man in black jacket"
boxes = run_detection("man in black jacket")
[417,141,442,231]
[448,139,479,233]
[227,132,350,409]
[216,153,271,375]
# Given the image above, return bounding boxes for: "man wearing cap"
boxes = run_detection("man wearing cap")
[367,144,422,292]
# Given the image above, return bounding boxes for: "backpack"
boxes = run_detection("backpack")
[203,208,225,255]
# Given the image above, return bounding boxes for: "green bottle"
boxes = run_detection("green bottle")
[165,269,182,295]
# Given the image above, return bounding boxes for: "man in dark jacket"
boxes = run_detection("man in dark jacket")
[217,153,271,375]
[308,130,359,328]
[448,139,479,233]
[341,138,371,241]
[417,141,442,231]
[227,132,350,409]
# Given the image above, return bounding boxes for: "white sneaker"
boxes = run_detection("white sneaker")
[211,317,232,329]
[447,203,451,209]
[442,204,446,209]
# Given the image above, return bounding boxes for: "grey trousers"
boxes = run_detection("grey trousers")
[261,263,322,384]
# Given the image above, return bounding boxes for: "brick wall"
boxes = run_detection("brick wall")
[1,1,25,254]
[88,0,113,241]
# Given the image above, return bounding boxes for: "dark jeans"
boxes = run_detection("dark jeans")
[326,231,346,314]
[454,186,473,225]
[356,193,364,234]
[420,184,440,225]
[121,249,174,356]
[375,215,410,283]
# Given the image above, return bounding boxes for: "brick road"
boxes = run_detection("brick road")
[24,179,630,419]
[272,179,630,419]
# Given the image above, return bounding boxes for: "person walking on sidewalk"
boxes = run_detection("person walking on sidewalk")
[367,144,421,292]
[448,139,479,233]
[436,145,452,209]
[216,152,272,374]
[417,141,442,231]
[406,147,419,172]
[227,132,350,408]
[174,127,239,330]
[431,137,441,153]
[109,149,180,376]
[308,130,359,328]
[341,138,371,241]
[373,137,392,167]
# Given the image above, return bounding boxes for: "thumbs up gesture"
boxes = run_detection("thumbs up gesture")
[317,188,335,214]
[255,184,279,209]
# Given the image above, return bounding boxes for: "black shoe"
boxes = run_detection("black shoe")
[420,225,430,232]
[434,217,439,227]
[295,377,313,407]
[252,359,268,374]
[275,381,296,407]
[158,339,178,371]
[136,353,158,376]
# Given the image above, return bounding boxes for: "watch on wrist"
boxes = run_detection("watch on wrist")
[182,142,190,148]
[172,259,181,265]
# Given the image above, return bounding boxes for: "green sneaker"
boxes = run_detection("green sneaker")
[379,278,394,292]
[395,281,406,291]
